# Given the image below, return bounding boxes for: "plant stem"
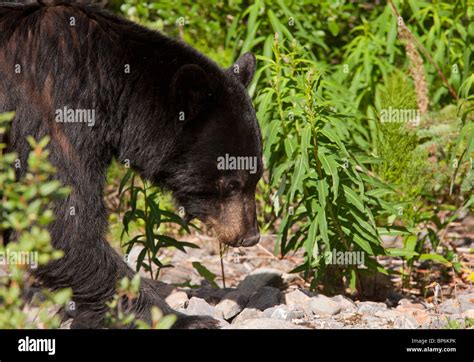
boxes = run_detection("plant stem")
[143,183,154,280]
[219,242,226,288]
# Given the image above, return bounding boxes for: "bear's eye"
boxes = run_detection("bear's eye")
[227,180,241,193]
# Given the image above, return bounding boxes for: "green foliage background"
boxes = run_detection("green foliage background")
[111,0,472,291]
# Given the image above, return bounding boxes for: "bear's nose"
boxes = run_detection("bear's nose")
[240,234,260,247]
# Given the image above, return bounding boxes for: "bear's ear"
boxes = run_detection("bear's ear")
[171,64,210,122]
[229,52,256,87]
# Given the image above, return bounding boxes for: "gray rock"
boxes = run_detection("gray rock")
[331,295,357,312]
[439,293,474,314]
[225,318,307,329]
[309,295,341,316]
[238,268,283,297]
[285,289,312,311]
[357,301,388,315]
[184,297,223,319]
[263,306,279,318]
[438,299,463,314]
[397,298,428,310]
[232,308,263,324]
[165,291,189,309]
[409,309,431,328]
[393,314,419,329]
[247,286,283,311]
[375,309,403,321]
[263,304,302,320]
[215,290,248,320]
[270,306,290,320]
[188,287,220,305]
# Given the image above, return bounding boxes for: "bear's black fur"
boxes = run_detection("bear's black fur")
[0,0,262,328]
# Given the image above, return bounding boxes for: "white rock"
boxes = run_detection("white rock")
[165,291,189,309]
[309,295,341,316]
[215,290,248,320]
[264,304,305,321]
[264,305,287,319]
[375,310,403,321]
[184,297,223,319]
[393,314,419,329]
[285,289,312,310]
[331,295,357,311]
[357,301,388,315]
[232,308,263,324]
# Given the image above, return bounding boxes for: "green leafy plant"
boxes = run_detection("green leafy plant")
[119,170,199,280]
[0,113,72,328]
[255,39,399,291]
[444,316,474,329]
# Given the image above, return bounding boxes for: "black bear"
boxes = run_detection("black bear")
[0,0,262,328]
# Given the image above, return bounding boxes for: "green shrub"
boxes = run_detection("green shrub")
[374,73,430,205]
[0,112,71,328]
[0,114,173,329]
[254,39,400,291]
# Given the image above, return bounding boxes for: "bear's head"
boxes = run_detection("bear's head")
[160,53,262,247]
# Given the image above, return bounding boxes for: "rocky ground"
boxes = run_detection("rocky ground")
[126,228,474,329]
[155,267,474,329]
[20,216,472,329]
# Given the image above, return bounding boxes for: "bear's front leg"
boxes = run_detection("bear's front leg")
[68,276,221,329]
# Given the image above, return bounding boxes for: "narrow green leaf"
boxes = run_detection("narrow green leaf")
[192,262,218,288]
[319,153,339,200]
[419,253,449,264]
[342,184,365,212]
[288,154,305,202]
[317,207,329,248]
[307,216,318,260]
